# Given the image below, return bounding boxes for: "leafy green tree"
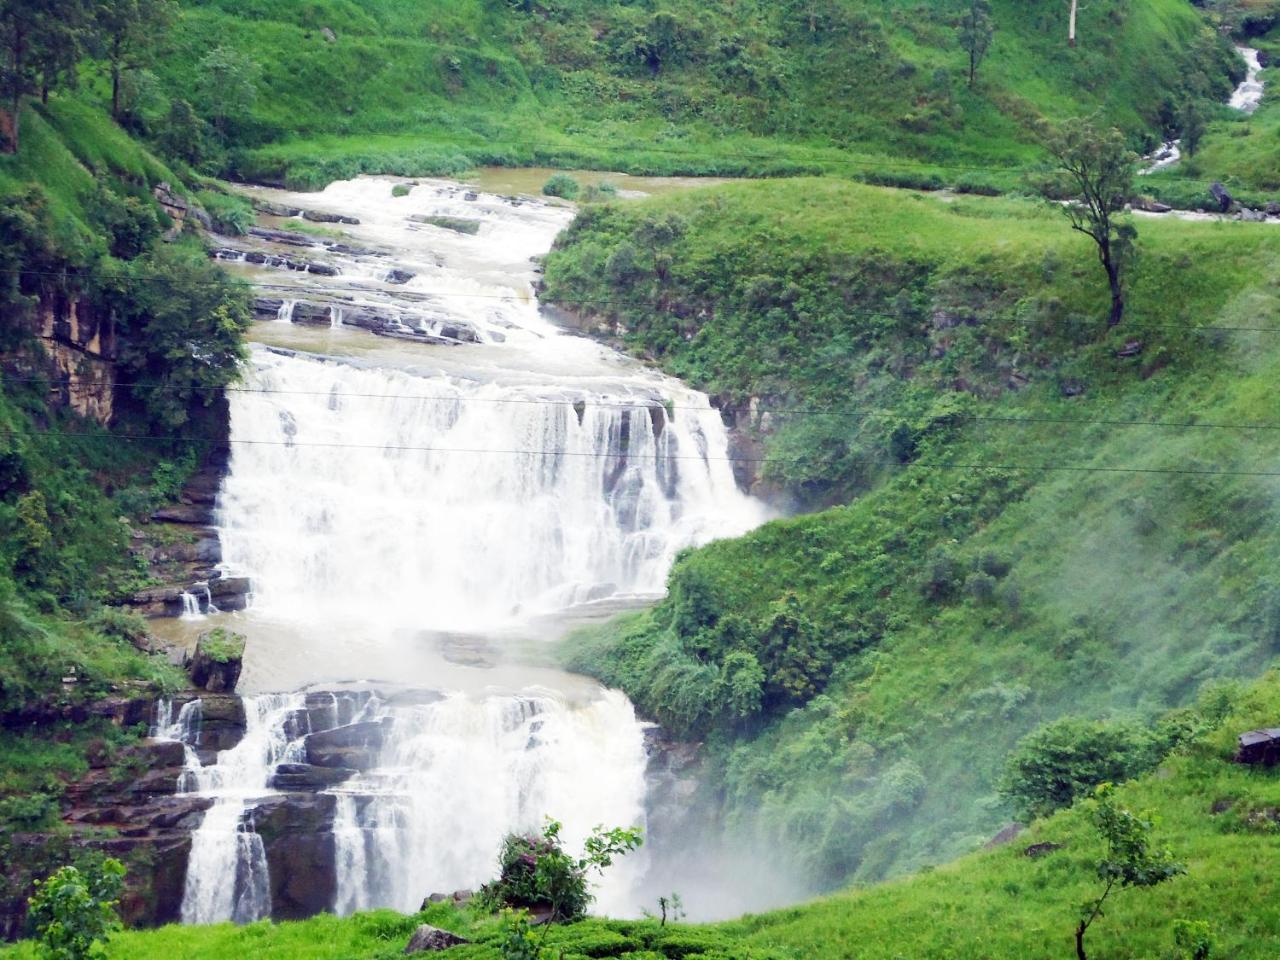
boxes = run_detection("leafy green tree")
[27,859,126,960]
[719,650,765,722]
[758,592,829,707]
[477,819,643,922]
[1179,100,1208,158]
[105,244,251,431]
[155,97,208,166]
[1074,784,1184,960]
[93,0,174,121]
[1000,716,1160,822]
[195,45,259,142]
[956,0,994,88]
[0,0,89,151]
[1043,117,1138,326]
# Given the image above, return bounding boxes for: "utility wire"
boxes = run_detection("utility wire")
[6,374,1280,433]
[3,426,1278,478]
[9,267,1280,334]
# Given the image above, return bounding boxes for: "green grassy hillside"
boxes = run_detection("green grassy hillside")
[146,0,1235,188]
[542,179,1280,887]
[3,672,1275,959]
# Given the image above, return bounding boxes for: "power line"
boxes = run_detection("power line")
[4,427,1279,479]
[6,374,1280,433]
[10,267,1280,335]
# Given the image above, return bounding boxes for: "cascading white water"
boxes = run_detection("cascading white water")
[176,175,770,925]
[1231,46,1265,113]
[218,351,759,630]
[180,694,306,925]
[330,690,648,917]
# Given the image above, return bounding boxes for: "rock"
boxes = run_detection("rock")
[983,823,1024,849]
[464,192,479,201]
[307,262,340,276]
[253,794,338,919]
[195,537,222,563]
[1023,841,1062,858]
[151,503,214,525]
[291,301,334,326]
[1210,181,1232,213]
[404,924,469,953]
[1238,207,1267,223]
[1116,340,1143,358]
[186,692,248,751]
[386,268,417,284]
[188,628,246,693]
[1266,201,1280,217]
[302,210,360,225]
[253,199,305,218]
[1236,728,1280,766]
[1060,378,1086,397]
[438,323,480,344]
[408,215,482,235]
[302,690,378,731]
[1210,798,1235,815]
[304,719,391,769]
[208,576,251,600]
[321,26,337,42]
[270,763,355,791]
[1133,197,1172,214]
[248,226,316,247]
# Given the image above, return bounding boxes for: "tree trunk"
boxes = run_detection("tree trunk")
[1075,922,1088,960]
[111,63,121,120]
[970,50,977,87]
[1105,258,1124,326]
[1069,0,1078,47]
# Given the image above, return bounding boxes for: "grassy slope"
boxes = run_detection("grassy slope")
[3,672,1276,958]
[541,180,1280,886]
[154,0,1232,187]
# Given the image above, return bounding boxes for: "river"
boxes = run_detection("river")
[160,175,770,923]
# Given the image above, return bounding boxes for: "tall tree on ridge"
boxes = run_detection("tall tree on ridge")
[956,0,995,88]
[0,0,87,152]
[94,0,174,121]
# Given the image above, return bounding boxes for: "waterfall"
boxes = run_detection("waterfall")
[217,350,764,632]
[1231,46,1264,114]
[328,690,648,918]
[179,694,307,925]
[276,300,297,323]
[174,176,771,925]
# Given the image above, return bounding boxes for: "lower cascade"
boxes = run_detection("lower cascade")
[162,175,768,924]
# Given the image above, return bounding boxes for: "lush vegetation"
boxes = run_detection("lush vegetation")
[102,0,1235,189]
[0,58,248,853]
[1,673,1277,958]
[545,178,1280,887]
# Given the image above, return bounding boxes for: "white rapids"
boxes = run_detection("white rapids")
[171,175,770,925]
[1230,45,1265,114]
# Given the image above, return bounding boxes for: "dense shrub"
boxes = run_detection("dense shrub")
[543,173,582,200]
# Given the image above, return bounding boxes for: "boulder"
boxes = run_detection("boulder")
[248,226,316,247]
[302,210,360,225]
[291,301,334,326]
[188,628,246,693]
[304,719,391,769]
[270,763,355,791]
[386,268,417,284]
[151,503,214,525]
[1266,201,1280,217]
[253,794,339,919]
[253,199,304,218]
[1238,207,1267,222]
[1210,181,1232,213]
[404,925,469,953]
[307,262,340,276]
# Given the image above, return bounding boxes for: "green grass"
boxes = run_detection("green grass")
[544,179,1280,887]
[141,0,1236,188]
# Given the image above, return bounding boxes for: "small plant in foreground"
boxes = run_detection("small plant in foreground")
[656,892,685,926]
[27,859,126,960]
[1074,783,1184,960]
[496,908,556,960]
[477,818,643,922]
[1173,919,1213,960]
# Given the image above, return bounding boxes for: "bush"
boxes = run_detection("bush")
[27,859,126,960]
[999,716,1161,822]
[542,173,582,200]
[476,820,642,922]
[391,184,411,198]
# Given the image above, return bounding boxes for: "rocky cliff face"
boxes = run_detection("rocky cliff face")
[16,290,118,425]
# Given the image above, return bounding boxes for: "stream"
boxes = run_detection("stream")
[158,176,771,923]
